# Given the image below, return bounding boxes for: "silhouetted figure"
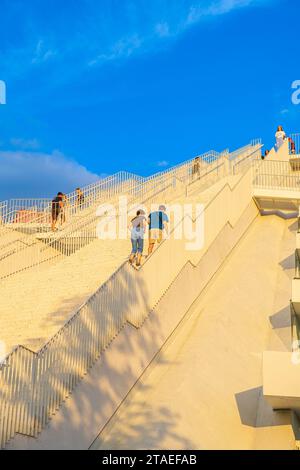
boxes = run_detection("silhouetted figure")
[51,192,64,231]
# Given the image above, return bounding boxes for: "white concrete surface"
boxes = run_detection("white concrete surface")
[3,160,296,450]
[6,198,258,450]
[263,351,300,410]
[90,215,296,450]
[0,176,238,354]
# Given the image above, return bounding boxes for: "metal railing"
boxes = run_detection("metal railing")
[0,160,255,449]
[231,144,262,175]
[289,133,300,156]
[0,146,233,237]
[228,139,262,162]
[1,199,52,225]
[0,172,143,230]
[0,201,8,222]
[0,141,262,280]
[0,151,226,238]
[0,141,254,235]
[186,158,226,194]
[252,159,300,191]
[185,142,262,196]
[229,143,252,161]
[0,149,228,280]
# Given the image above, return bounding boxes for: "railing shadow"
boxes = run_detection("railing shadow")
[91,395,196,450]
[0,143,260,448]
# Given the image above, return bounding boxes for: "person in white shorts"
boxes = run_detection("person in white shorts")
[148,205,169,256]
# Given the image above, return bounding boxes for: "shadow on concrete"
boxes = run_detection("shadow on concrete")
[279,253,295,272]
[90,388,195,450]
[235,387,261,427]
[270,306,291,329]
[288,219,298,233]
[269,306,291,350]
[235,387,290,428]
[0,260,158,448]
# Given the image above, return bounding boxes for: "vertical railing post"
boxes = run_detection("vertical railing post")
[296,251,300,279]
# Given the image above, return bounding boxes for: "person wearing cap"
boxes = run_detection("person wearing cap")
[147,204,169,255]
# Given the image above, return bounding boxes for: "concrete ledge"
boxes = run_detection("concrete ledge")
[263,351,300,410]
[254,189,300,201]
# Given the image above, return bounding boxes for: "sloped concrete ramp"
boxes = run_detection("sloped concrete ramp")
[91,215,296,450]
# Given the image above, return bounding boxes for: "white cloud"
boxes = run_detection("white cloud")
[32,39,57,64]
[10,138,40,150]
[1,1,269,78]
[89,34,143,66]
[208,0,255,15]
[280,108,289,115]
[157,160,169,167]
[87,0,266,67]
[155,22,170,38]
[186,0,259,25]
[0,150,100,199]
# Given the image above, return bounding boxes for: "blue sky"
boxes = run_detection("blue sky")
[0,0,299,198]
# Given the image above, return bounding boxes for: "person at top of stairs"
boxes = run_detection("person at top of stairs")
[275,125,286,150]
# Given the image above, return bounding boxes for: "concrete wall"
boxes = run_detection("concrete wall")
[269,140,290,162]
[7,199,259,450]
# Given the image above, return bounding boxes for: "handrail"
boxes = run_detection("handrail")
[252,158,300,191]
[0,146,235,233]
[229,143,252,161]
[231,144,263,174]
[0,172,144,232]
[289,133,300,156]
[0,140,260,447]
[0,149,224,280]
[0,159,255,448]
[0,142,259,280]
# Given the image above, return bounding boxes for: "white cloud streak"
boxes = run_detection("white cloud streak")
[10,138,40,150]
[0,150,100,199]
[1,0,270,75]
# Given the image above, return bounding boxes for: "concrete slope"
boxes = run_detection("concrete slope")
[0,176,234,355]
[91,215,296,450]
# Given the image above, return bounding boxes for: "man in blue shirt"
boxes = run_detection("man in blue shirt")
[148,204,169,255]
